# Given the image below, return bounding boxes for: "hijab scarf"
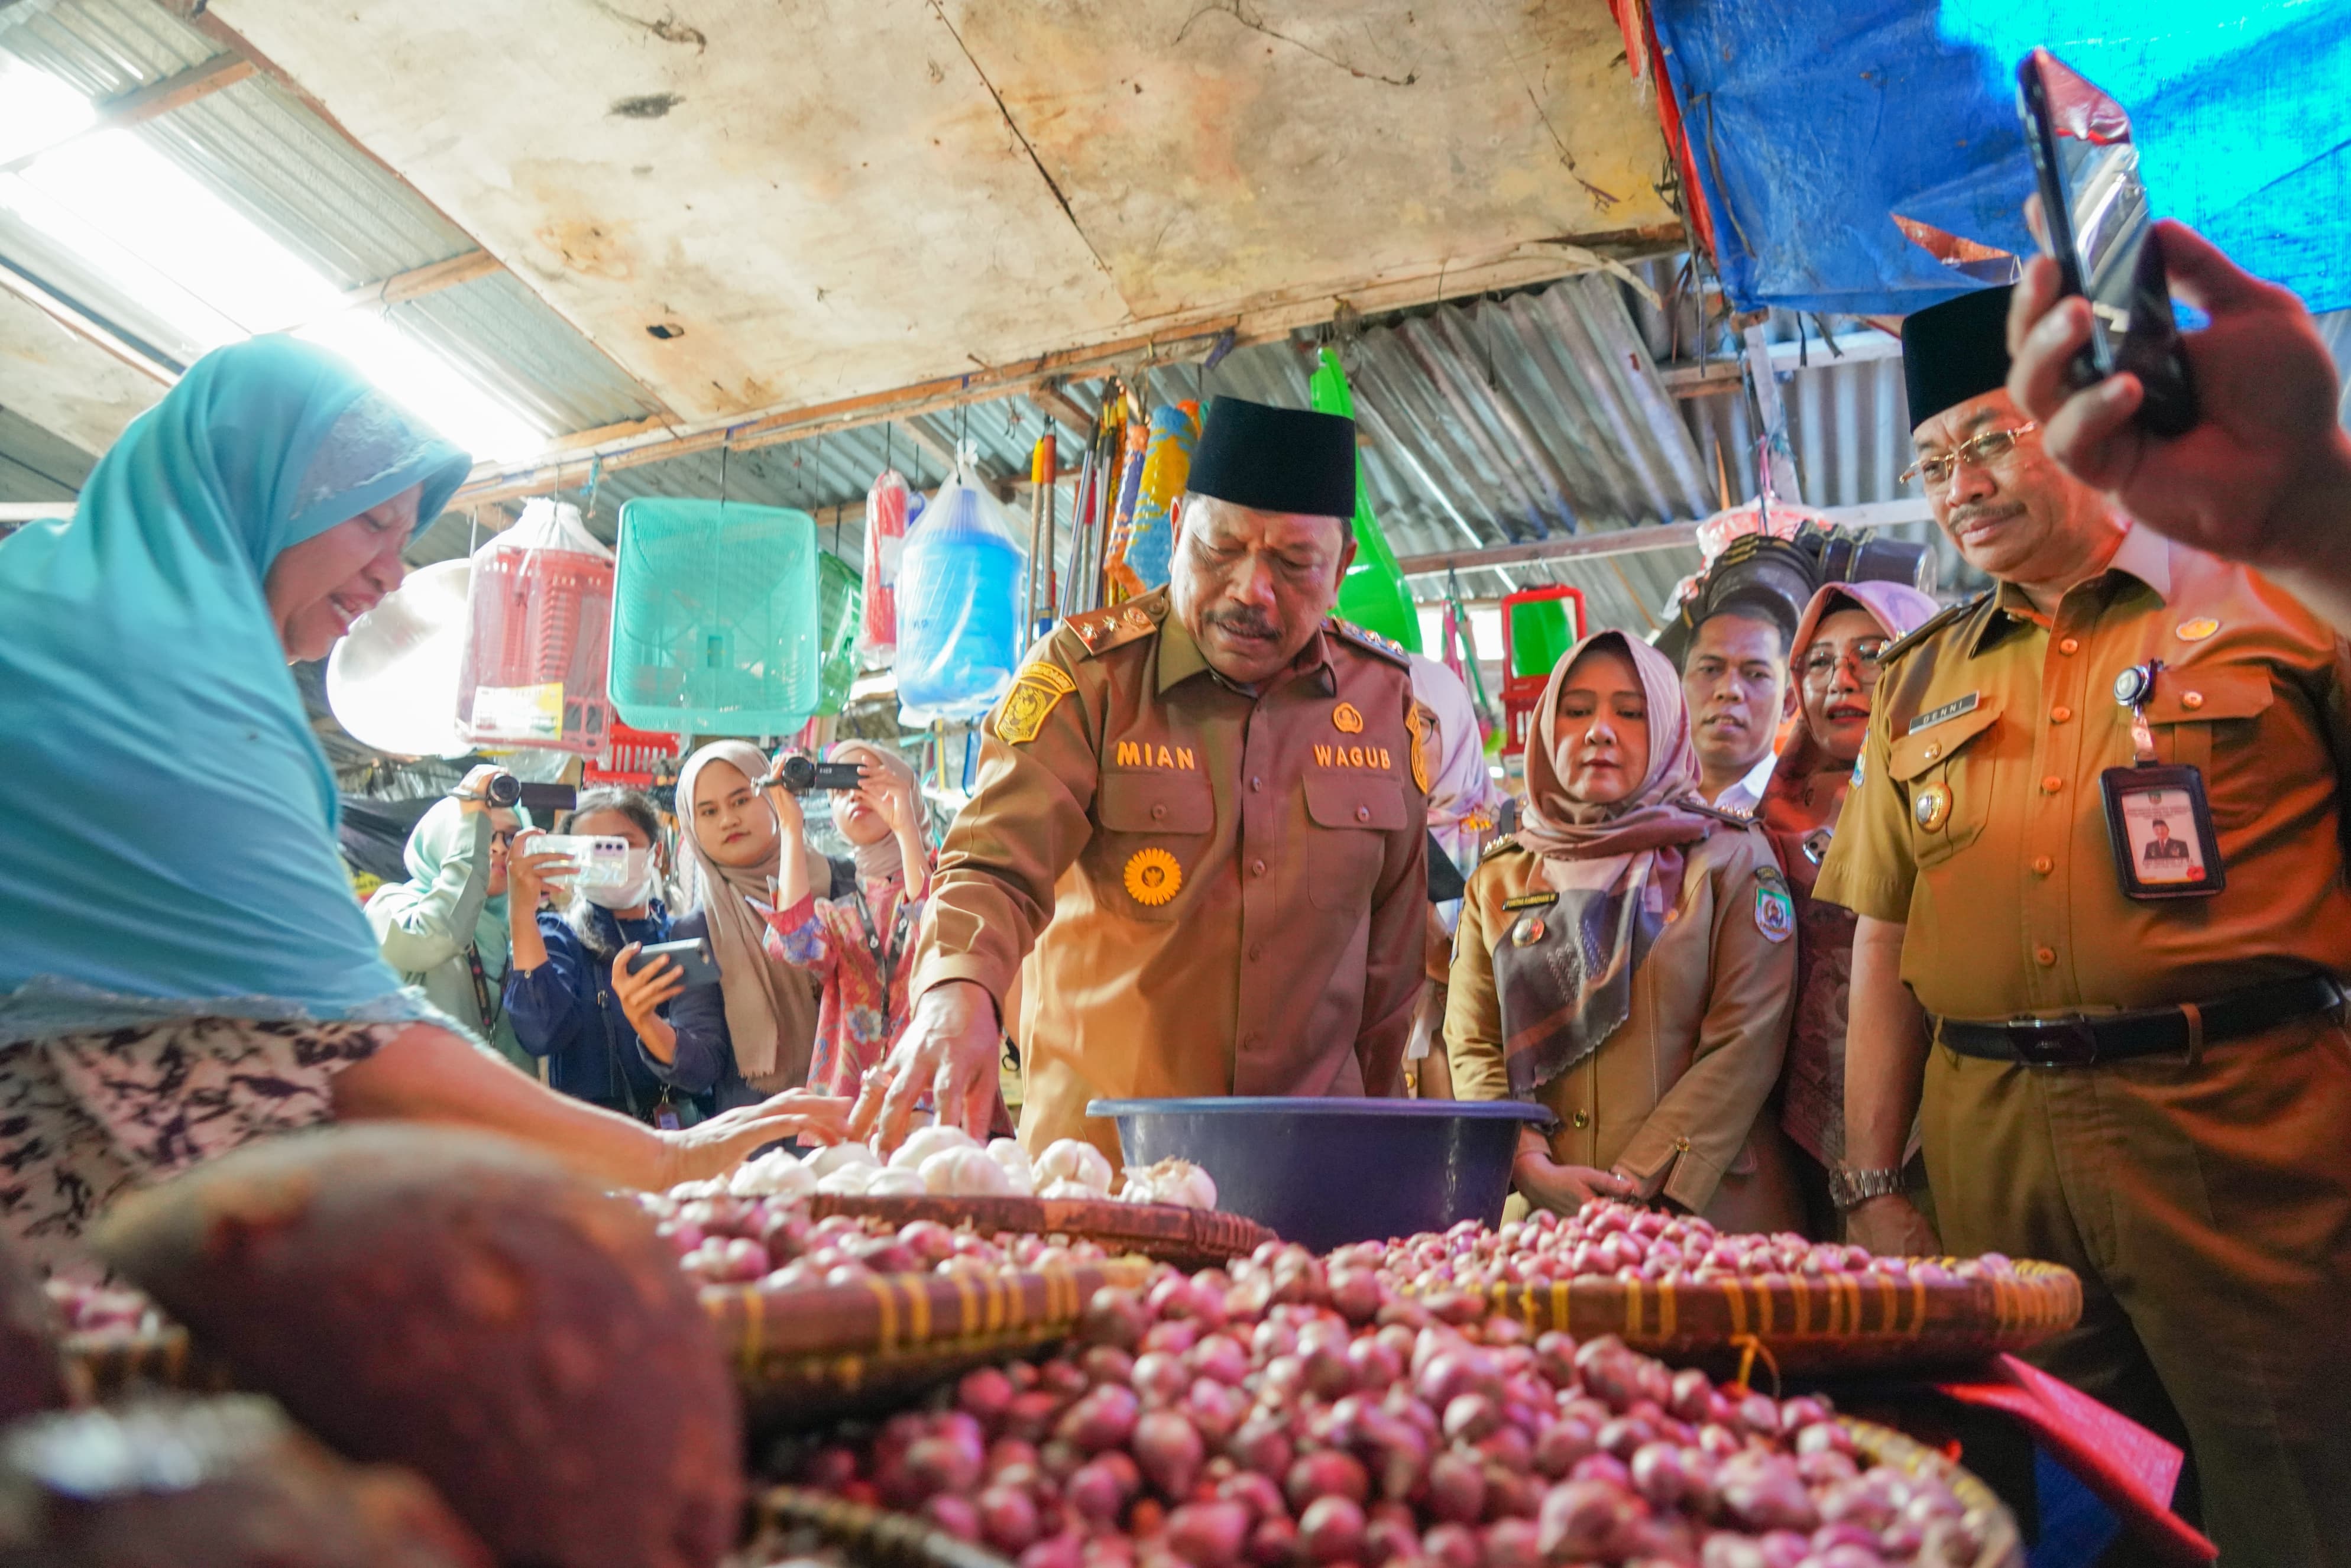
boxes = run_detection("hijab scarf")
[1500,631,1714,1095]
[400,797,529,974]
[675,741,817,1089]
[829,740,921,889]
[1760,581,1942,870]
[0,336,470,1042]
[1406,653,1501,871]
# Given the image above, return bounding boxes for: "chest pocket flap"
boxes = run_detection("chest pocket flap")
[1304,772,1408,831]
[1099,771,1215,834]
[2143,666,2274,725]
[1887,698,2004,783]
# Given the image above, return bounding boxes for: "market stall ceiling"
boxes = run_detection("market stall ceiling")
[0,282,159,458]
[205,0,1674,425]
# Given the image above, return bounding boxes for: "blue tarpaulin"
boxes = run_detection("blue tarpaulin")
[1647,1,2351,316]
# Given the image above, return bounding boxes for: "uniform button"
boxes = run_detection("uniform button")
[2050,705,2072,724]
[1251,858,1267,877]
[2041,775,2064,793]
[1355,805,1371,823]
[1674,1135,1691,1152]
[1247,942,1264,961]
[1250,775,1264,792]
[2058,637,2081,655]
[2035,945,2057,967]
[2031,855,2054,876]
[2182,691,2204,711]
[1151,803,1167,822]
[1922,743,1941,762]
[1571,1110,1590,1129]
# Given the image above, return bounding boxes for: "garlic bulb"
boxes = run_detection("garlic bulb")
[815,1164,877,1196]
[729,1151,817,1198]
[888,1125,981,1171]
[807,1142,880,1178]
[922,1146,1015,1197]
[1118,1158,1217,1211]
[1036,1178,1103,1201]
[668,1177,727,1200]
[986,1139,1037,1197]
[865,1167,929,1197]
[1034,1138,1114,1196]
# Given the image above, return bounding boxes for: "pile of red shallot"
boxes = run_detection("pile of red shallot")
[43,1279,163,1336]
[632,1191,1116,1291]
[1360,1205,2018,1299]
[776,1243,1996,1568]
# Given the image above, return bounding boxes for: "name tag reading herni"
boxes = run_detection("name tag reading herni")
[2101,660,2223,900]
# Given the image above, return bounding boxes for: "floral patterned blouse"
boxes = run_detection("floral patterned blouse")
[762,877,925,1100]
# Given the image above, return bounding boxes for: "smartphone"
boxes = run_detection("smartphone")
[530,834,633,888]
[627,937,720,989]
[2015,48,2197,435]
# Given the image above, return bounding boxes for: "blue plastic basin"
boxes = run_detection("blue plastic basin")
[1087,1097,1555,1255]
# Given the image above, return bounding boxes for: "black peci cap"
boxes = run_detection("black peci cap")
[1901,284,2016,427]
[1186,396,1357,519]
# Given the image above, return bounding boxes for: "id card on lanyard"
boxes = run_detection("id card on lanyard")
[2101,660,2224,900]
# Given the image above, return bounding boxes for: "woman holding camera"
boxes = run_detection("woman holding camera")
[365,766,533,1074]
[0,338,844,1269]
[504,788,682,1122]
[608,742,825,1113]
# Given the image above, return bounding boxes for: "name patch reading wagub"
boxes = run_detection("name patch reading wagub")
[1907,691,1982,734]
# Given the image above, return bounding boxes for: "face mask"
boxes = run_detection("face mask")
[582,848,656,910]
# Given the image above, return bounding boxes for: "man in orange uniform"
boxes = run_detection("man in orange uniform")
[851,398,1430,1164]
[1820,284,2351,1562]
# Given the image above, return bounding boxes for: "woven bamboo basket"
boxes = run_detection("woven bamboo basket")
[746,1487,1012,1568]
[705,1258,1157,1427]
[62,1326,233,1403]
[1844,1416,2026,1568]
[808,1194,1274,1271]
[1448,1259,2081,1376]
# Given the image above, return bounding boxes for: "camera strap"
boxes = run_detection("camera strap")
[462,943,506,1036]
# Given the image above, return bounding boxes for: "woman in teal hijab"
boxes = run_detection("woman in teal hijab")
[0,336,842,1268]
[365,783,534,1074]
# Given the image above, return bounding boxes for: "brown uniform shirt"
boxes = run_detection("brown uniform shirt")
[909,587,1430,1161]
[1815,525,2351,1018]
[1443,826,1799,1226]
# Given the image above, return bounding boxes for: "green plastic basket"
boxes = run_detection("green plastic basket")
[608,499,820,737]
[1507,596,1580,680]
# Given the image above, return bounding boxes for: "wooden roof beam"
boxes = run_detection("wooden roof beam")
[338,248,501,310]
[0,53,256,175]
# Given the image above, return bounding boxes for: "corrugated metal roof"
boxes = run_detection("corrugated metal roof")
[1,0,212,96]
[391,273,662,436]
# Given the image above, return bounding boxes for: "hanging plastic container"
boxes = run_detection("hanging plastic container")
[895,443,1026,724]
[813,551,863,717]
[456,497,614,754]
[608,498,821,737]
[859,469,909,662]
[1310,347,1421,653]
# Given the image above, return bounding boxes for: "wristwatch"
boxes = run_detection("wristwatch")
[1827,1165,1906,1211]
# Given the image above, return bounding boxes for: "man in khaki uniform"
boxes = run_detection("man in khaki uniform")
[1818,284,2351,1563]
[851,397,1429,1162]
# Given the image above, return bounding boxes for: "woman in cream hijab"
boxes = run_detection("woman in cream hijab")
[1446,630,1800,1232]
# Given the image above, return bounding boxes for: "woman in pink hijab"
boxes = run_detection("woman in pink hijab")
[1759,582,1940,1236]
[1446,631,1801,1232]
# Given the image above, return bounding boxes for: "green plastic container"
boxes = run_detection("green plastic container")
[1310,348,1421,654]
[1508,597,1579,680]
[608,498,821,737]
[814,552,863,717]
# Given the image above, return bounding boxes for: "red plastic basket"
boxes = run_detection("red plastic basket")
[584,720,682,789]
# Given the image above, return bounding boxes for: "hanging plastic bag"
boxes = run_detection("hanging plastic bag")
[859,468,911,662]
[1310,348,1420,653]
[1112,401,1199,595]
[895,442,1027,725]
[457,497,615,754]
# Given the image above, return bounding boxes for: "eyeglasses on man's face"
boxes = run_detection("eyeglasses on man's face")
[1901,420,2040,488]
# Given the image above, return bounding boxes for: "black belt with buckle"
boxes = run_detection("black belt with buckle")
[1936,974,2344,1066]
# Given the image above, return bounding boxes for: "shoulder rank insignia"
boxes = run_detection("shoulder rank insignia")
[993,661,1078,745]
[1479,834,1522,863]
[1685,799,1758,827]
[1878,591,1990,667]
[1328,618,1413,666]
[1068,597,1162,659]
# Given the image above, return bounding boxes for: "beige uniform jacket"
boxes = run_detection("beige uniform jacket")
[909,588,1431,1163]
[1815,524,2351,1017]
[1444,824,1800,1227]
